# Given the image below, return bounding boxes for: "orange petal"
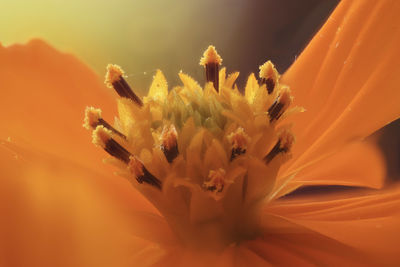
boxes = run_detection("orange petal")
[281,0,400,176]
[0,39,116,171]
[283,141,386,193]
[267,185,400,265]
[243,238,313,266]
[238,213,372,266]
[152,214,373,266]
[0,141,171,267]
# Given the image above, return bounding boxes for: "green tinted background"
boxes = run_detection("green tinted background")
[0,0,338,89]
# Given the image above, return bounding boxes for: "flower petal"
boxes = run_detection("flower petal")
[0,39,116,171]
[240,213,371,266]
[267,185,400,265]
[281,0,400,176]
[281,141,386,194]
[0,141,172,267]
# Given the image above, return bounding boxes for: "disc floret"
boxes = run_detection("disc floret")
[84,45,300,248]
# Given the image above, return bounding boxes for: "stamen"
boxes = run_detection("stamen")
[264,129,295,163]
[203,168,227,199]
[227,127,250,161]
[83,107,126,138]
[128,156,162,190]
[267,88,292,122]
[160,124,179,163]
[92,125,131,163]
[259,61,280,94]
[105,64,143,106]
[200,45,222,92]
[83,107,102,129]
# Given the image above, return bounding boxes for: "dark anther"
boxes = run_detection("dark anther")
[230,147,246,161]
[162,144,179,163]
[260,78,275,94]
[205,62,219,92]
[200,46,222,92]
[160,125,179,163]
[136,167,162,190]
[268,100,284,122]
[112,77,143,106]
[264,140,289,163]
[96,118,126,139]
[104,139,131,163]
[204,184,224,193]
[129,156,162,190]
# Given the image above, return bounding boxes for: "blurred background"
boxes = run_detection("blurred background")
[1,0,398,179]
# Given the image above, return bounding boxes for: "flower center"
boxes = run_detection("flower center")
[84,46,298,249]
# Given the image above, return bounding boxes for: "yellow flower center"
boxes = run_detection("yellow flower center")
[84,45,300,249]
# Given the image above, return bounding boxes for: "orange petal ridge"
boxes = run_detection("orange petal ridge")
[281,0,400,178]
[283,141,386,193]
[267,185,400,265]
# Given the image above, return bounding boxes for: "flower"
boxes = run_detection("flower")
[1,0,400,266]
[86,46,299,248]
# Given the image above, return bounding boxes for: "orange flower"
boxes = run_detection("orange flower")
[1,0,400,266]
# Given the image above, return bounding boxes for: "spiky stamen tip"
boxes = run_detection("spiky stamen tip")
[92,125,131,163]
[105,64,143,106]
[84,106,126,138]
[199,45,222,66]
[200,45,222,92]
[105,64,124,87]
[92,125,112,148]
[83,106,102,130]
[259,61,280,94]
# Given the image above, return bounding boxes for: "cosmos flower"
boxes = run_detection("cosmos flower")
[1,0,400,266]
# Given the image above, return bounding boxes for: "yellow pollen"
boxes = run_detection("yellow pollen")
[105,64,124,87]
[92,125,112,148]
[83,106,102,130]
[161,124,178,150]
[259,61,279,80]
[259,61,280,94]
[199,45,222,66]
[227,127,250,150]
[128,156,144,178]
